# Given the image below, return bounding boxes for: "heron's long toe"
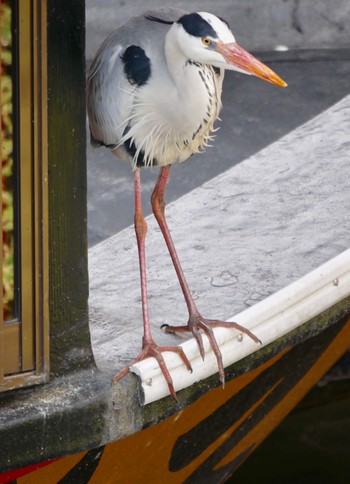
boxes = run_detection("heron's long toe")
[162,314,261,385]
[112,338,192,400]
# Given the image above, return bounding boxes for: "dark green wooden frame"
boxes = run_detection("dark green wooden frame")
[47,0,93,376]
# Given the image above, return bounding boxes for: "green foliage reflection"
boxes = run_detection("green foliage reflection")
[1,1,15,320]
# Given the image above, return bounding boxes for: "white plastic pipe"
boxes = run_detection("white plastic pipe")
[131,248,350,405]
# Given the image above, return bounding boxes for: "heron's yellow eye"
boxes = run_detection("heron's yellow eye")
[201,37,212,47]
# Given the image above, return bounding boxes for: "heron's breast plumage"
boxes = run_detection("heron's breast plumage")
[118,60,222,168]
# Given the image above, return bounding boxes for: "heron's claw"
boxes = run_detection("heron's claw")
[113,338,192,400]
[163,314,261,386]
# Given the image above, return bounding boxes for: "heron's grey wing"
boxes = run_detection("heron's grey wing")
[87,32,134,149]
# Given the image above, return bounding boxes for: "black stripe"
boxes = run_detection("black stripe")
[178,13,217,39]
[58,446,105,483]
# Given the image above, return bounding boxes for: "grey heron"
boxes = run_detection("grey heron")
[87,8,286,399]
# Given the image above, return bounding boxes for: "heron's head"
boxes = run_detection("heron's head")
[174,12,287,87]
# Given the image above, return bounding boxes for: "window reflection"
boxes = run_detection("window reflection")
[1,0,15,321]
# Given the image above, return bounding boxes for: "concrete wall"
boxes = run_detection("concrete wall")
[86,0,350,59]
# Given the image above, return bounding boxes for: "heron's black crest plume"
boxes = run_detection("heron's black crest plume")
[145,15,174,25]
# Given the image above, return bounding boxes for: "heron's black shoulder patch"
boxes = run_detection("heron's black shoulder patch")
[121,45,151,86]
[178,13,217,39]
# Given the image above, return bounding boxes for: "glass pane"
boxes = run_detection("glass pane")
[1,0,15,321]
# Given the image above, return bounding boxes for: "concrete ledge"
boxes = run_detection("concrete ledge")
[0,369,110,471]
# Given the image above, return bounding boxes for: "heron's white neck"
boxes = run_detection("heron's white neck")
[164,25,220,127]
[164,25,188,84]
[164,25,204,95]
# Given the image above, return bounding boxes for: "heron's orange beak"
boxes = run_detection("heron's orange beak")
[216,41,287,87]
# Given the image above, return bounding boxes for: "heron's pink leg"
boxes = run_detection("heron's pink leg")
[151,165,261,384]
[113,169,192,399]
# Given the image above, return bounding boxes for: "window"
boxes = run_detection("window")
[1,0,49,390]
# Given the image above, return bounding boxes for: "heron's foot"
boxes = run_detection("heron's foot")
[112,337,192,400]
[162,314,261,386]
